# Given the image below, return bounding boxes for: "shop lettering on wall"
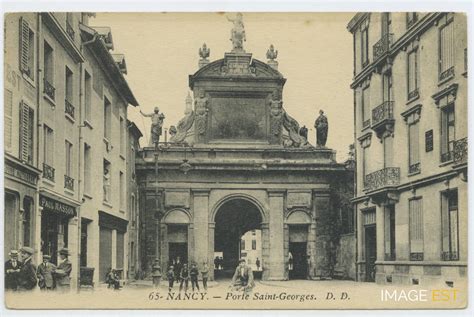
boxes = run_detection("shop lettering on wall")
[5,162,38,185]
[40,195,76,217]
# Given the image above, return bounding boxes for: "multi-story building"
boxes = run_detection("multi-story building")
[4,13,41,264]
[4,12,139,289]
[348,13,467,285]
[127,120,142,279]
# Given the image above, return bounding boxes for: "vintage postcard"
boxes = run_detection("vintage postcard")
[3,11,469,310]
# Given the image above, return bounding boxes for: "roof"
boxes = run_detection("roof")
[127,120,143,139]
[346,13,370,32]
[79,23,138,106]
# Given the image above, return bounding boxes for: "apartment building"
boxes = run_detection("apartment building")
[347,13,467,285]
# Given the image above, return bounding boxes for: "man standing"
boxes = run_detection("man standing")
[166,265,175,292]
[54,248,72,292]
[255,258,261,271]
[18,247,37,291]
[174,256,183,283]
[200,262,209,291]
[37,254,56,291]
[189,263,200,292]
[5,250,22,291]
[230,259,254,294]
[139,107,165,147]
[179,263,190,293]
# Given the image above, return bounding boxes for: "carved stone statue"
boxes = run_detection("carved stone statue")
[194,91,209,135]
[266,44,278,61]
[140,107,165,147]
[299,125,308,139]
[283,111,311,148]
[269,91,283,137]
[199,43,210,60]
[103,167,110,202]
[227,13,246,52]
[314,110,328,147]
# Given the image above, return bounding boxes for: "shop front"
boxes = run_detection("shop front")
[39,194,77,264]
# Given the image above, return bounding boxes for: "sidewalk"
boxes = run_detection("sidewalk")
[127,279,220,289]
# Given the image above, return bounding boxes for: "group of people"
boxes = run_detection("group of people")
[5,247,72,292]
[167,257,209,293]
[213,256,224,270]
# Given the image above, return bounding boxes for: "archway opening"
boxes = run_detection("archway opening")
[214,198,262,280]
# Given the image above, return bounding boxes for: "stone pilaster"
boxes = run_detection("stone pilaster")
[208,222,215,280]
[260,222,270,280]
[191,189,210,266]
[312,190,331,279]
[266,189,285,280]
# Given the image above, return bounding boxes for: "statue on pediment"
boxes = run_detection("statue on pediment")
[194,90,209,135]
[266,44,278,61]
[227,13,246,52]
[140,107,165,147]
[314,110,328,147]
[199,43,210,60]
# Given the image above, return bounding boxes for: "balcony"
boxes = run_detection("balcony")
[364,167,400,192]
[441,251,459,261]
[64,175,74,191]
[44,79,55,101]
[43,163,55,182]
[441,140,454,163]
[371,101,394,138]
[66,21,75,41]
[453,137,467,166]
[373,33,393,61]
[409,162,421,174]
[65,99,75,119]
[439,66,454,82]
[364,167,400,204]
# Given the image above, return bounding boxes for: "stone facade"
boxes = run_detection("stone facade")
[137,41,354,281]
[348,13,467,285]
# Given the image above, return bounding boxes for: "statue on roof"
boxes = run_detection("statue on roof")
[227,13,246,52]
[266,44,278,61]
[199,43,210,61]
[314,110,328,147]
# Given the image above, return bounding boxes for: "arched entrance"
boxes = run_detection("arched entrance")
[213,198,263,279]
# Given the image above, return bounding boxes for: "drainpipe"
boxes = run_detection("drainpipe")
[34,12,43,266]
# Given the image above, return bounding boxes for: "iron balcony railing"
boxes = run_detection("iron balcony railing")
[439,66,454,82]
[372,101,394,127]
[364,167,400,192]
[44,79,55,101]
[64,175,74,191]
[453,137,467,165]
[441,251,459,261]
[441,140,455,163]
[65,99,75,119]
[373,33,393,61]
[43,163,55,182]
[408,88,419,101]
[409,162,421,174]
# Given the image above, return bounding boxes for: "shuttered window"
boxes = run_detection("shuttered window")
[43,125,54,165]
[19,101,34,164]
[19,17,34,80]
[441,190,459,261]
[407,49,418,95]
[409,198,423,260]
[362,86,370,125]
[4,89,13,150]
[361,27,369,67]
[409,122,420,167]
[440,104,455,162]
[384,205,396,260]
[65,140,73,176]
[439,18,454,79]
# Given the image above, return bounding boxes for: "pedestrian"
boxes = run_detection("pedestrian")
[5,250,22,291]
[230,258,254,294]
[179,263,189,293]
[106,268,120,289]
[255,258,261,271]
[18,246,37,291]
[201,262,209,291]
[54,248,72,292]
[190,263,200,292]
[174,257,182,283]
[214,256,219,270]
[167,265,175,292]
[37,254,56,291]
[219,256,224,270]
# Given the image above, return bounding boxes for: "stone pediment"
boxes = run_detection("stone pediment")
[190,53,284,86]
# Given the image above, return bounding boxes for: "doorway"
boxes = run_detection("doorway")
[364,225,377,282]
[169,242,188,265]
[214,198,263,279]
[289,242,308,279]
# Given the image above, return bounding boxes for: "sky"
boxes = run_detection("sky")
[92,12,355,161]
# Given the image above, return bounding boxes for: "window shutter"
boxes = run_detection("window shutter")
[4,89,13,149]
[19,17,30,74]
[19,101,31,162]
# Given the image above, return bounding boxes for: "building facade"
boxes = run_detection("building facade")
[136,34,355,281]
[348,13,467,285]
[4,12,139,289]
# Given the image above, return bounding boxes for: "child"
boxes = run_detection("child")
[167,265,175,292]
